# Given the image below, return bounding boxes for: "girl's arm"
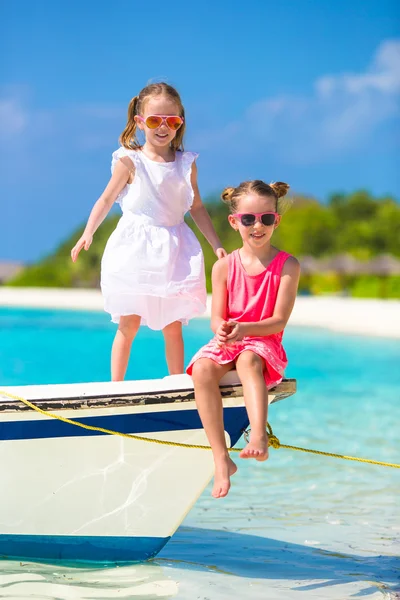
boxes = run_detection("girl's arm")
[227,257,301,340]
[189,162,226,259]
[211,257,228,333]
[71,158,134,262]
[211,257,234,346]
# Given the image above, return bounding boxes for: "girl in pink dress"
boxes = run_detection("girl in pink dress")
[187,180,301,498]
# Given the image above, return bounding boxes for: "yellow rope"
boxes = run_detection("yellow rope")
[1,391,399,469]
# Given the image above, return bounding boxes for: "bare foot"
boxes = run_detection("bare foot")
[239,436,269,461]
[212,456,237,499]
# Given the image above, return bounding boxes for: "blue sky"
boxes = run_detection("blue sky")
[1,0,399,262]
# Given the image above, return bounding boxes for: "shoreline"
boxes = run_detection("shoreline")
[1,287,399,339]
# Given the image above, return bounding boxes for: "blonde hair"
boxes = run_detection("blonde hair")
[221,180,290,213]
[119,82,185,151]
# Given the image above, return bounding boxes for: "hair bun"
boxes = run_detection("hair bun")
[221,186,236,203]
[270,181,290,198]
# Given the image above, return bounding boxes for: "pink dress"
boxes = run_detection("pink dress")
[186,249,291,389]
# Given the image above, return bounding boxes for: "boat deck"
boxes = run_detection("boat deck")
[0,373,296,412]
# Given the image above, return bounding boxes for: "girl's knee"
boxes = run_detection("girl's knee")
[118,315,141,340]
[237,351,264,372]
[162,321,182,340]
[192,359,218,383]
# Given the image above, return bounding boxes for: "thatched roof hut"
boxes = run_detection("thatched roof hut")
[320,254,362,275]
[299,256,320,274]
[364,254,400,276]
[0,262,24,284]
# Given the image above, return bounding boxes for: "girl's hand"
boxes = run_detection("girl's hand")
[215,247,227,259]
[215,320,234,347]
[214,248,228,260]
[71,234,93,262]
[225,321,246,344]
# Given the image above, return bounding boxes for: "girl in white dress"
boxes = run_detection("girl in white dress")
[71,82,226,380]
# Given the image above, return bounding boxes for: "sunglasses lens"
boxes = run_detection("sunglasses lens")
[240,214,256,226]
[166,116,183,130]
[145,116,162,129]
[261,213,276,226]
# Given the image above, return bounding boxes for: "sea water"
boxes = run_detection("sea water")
[0,308,399,599]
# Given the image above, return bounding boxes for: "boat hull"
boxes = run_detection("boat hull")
[0,373,295,563]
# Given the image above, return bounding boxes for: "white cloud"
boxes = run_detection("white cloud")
[316,39,400,96]
[0,85,58,149]
[312,40,400,152]
[0,99,27,138]
[1,40,398,169]
[193,39,400,164]
[0,86,29,140]
[0,88,125,187]
[0,89,125,156]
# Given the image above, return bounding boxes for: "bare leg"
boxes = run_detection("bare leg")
[111,315,141,381]
[162,321,184,374]
[192,358,237,498]
[235,351,269,461]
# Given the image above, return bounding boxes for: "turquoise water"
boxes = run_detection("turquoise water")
[0,307,399,599]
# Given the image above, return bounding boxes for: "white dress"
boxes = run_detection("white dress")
[101,148,207,329]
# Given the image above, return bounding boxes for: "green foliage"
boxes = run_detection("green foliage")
[9,216,119,288]
[350,275,400,299]
[6,190,400,298]
[8,261,75,288]
[273,198,338,256]
[328,192,400,257]
[308,273,343,296]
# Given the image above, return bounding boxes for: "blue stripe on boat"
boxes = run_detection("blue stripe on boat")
[0,406,249,447]
[0,534,170,563]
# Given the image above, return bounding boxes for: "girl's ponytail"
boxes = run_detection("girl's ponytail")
[119,96,140,150]
[269,181,292,213]
[269,181,290,199]
[221,187,236,204]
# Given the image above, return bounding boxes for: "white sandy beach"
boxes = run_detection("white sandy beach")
[1,287,399,338]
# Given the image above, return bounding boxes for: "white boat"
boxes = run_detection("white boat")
[0,373,296,563]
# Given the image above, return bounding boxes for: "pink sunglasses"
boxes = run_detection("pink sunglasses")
[232,212,279,227]
[136,115,184,131]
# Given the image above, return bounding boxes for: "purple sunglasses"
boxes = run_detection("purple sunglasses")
[232,212,279,227]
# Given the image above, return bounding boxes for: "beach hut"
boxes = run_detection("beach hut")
[321,254,362,275]
[0,262,24,285]
[364,254,400,276]
[320,254,362,295]
[299,256,320,274]
[298,256,320,295]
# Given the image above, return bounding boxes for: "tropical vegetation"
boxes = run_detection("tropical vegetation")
[7,190,400,298]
